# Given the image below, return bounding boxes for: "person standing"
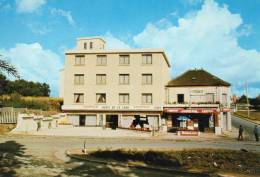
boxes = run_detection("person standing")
[238,125,244,141]
[253,125,259,142]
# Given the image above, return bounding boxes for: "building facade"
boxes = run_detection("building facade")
[60,37,232,134]
[164,69,232,135]
[60,37,171,130]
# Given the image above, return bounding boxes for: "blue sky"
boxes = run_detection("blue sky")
[0,0,260,97]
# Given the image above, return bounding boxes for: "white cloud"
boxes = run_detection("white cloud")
[1,43,62,96]
[104,33,131,49]
[132,0,260,96]
[16,0,46,13]
[50,8,76,27]
[27,23,52,35]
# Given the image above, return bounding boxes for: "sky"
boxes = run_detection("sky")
[0,0,260,97]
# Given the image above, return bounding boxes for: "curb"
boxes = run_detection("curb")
[65,149,211,176]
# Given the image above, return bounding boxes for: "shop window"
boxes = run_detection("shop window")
[177,94,184,103]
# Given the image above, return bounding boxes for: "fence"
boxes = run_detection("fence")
[0,107,26,124]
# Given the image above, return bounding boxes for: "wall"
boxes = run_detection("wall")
[62,52,170,110]
[166,86,231,106]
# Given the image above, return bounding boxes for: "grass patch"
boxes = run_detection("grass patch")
[234,111,260,121]
[82,148,260,175]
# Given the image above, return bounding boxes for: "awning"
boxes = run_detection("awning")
[164,108,218,114]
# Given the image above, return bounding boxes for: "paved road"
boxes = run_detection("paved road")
[1,134,259,176]
[232,114,258,140]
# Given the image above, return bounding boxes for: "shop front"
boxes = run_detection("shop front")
[164,108,218,135]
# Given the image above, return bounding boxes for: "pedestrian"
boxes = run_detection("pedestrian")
[238,125,244,141]
[253,125,259,142]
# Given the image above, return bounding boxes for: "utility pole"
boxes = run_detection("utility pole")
[245,81,250,118]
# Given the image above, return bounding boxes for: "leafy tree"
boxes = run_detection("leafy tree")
[237,95,248,103]
[0,54,19,78]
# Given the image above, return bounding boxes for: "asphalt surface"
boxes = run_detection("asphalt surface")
[232,114,259,140]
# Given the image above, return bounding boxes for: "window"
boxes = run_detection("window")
[90,42,93,49]
[142,54,152,64]
[142,93,152,104]
[74,74,84,85]
[84,43,87,49]
[97,55,107,65]
[75,55,85,65]
[119,55,130,65]
[206,93,215,103]
[119,93,129,104]
[119,74,129,85]
[74,93,84,103]
[142,74,152,85]
[222,94,227,105]
[96,93,106,103]
[177,94,184,103]
[96,74,106,85]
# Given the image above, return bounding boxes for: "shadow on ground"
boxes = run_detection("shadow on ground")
[57,158,211,177]
[0,140,28,177]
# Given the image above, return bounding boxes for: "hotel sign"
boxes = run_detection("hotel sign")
[62,105,163,111]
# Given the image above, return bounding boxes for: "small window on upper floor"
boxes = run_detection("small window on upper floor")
[142,74,152,85]
[75,55,85,65]
[142,54,152,65]
[142,93,152,104]
[90,42,93,49]
[119,74,130,85]
[74,74,84,85]
[74,93,84,103]
[84,42,87,49]
[97,55,107,65]
[119,55,130,65]
[96,74,106,85]
[96,93,106,103]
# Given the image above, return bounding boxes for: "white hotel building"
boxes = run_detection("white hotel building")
[60,37,232,134]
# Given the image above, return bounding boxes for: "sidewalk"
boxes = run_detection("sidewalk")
[10,126,223,140]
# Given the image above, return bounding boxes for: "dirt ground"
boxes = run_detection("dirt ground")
[1,133,260,176]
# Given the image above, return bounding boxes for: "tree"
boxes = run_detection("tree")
[0,54,19,78]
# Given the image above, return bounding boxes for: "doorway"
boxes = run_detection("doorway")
[79,115,86,126]
[106,115,118,129]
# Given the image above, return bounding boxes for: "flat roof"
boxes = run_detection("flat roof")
[65,48,171,67]
[77,37,106,43]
